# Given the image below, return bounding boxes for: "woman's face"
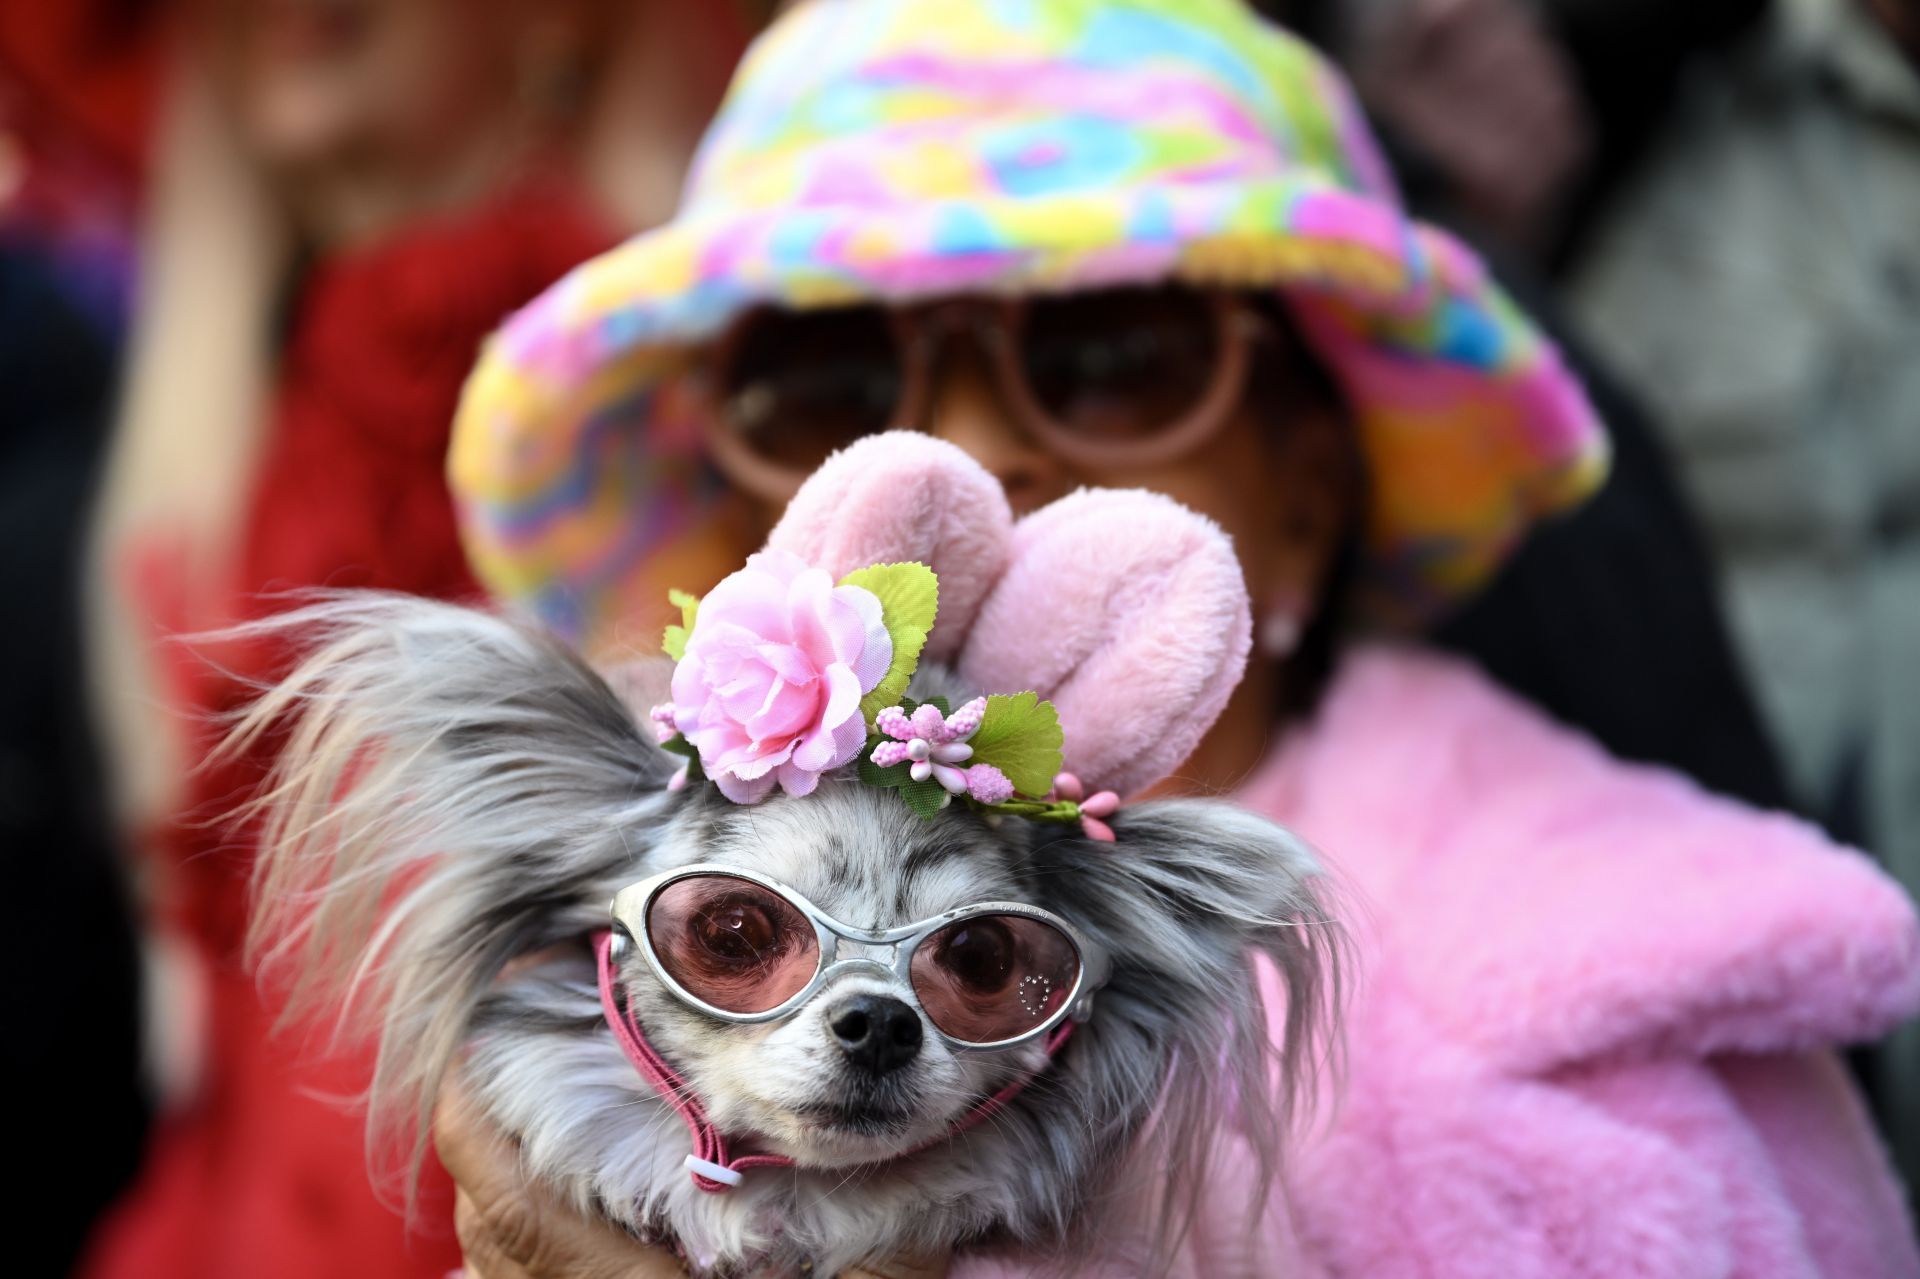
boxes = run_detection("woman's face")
[195,0,602,246]
[714,291,1363,678]
[913,339,1359,654]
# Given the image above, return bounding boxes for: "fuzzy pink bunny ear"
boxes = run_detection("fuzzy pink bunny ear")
[764,433,1012,662]
[763,433,1252,798]
[957,490,1253,798]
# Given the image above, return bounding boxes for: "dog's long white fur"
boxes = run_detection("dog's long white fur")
[234,593,1347,1275]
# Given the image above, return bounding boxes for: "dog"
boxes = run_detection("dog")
[237,441,1344,1276]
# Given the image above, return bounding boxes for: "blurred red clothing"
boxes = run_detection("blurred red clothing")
[81,179,613,1279]
[0,0,157,181]
[0,0,157,326]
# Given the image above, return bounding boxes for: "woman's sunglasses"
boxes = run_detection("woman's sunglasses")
[698,285,1267,499]
[610,865,1109,1050]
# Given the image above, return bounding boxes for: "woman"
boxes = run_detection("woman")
[79,3,751,1277]
[438,0,1919,1273]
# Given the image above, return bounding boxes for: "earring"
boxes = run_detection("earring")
[1259,609,1302,659]
[1258,583,1309,659]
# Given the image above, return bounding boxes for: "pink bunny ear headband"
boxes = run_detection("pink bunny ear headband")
[646,433,1254,834]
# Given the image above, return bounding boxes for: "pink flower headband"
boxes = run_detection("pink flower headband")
[642,433,1255,829]
[648,550,1119,837]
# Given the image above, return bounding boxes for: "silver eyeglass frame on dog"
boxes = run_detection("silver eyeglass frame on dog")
[610,863,1111,1052]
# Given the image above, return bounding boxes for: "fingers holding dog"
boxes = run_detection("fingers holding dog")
[436,1078,688,1279]
[841,1256,952,1279]
[436,1074,954,1279]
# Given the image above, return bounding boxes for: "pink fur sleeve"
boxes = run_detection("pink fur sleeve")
[1263,647,1920,1070]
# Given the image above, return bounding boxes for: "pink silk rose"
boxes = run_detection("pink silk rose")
[670,549,892,802]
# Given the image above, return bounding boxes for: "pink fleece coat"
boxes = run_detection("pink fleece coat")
[963,646,1920,1278]
[767,436,1917,1275]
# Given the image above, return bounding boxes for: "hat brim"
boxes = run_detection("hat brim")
[451,172,1607,643]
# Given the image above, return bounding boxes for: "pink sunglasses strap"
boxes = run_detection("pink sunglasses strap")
[596,931,794,1191]
[594,930,1073,1193]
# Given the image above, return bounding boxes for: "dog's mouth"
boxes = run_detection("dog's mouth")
[789,1099,920,1137]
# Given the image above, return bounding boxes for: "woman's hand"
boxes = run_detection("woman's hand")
[434,1079,950,1279]
[435,1078,685,1279]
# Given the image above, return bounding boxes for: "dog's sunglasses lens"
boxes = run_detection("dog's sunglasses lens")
[646,875,820,1014]
[717,306,902,469]
[1019,285,1221,443]
[909,913,1080,1044]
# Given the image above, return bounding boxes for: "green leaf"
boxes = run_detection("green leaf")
[657,733,705,783]
[968,692,1064,798]
[838,563,938,720]
[661,588,700,661]
[899,774,952,819]
[858,743,911,789]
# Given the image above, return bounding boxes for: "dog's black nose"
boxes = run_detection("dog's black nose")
[828,994,923,1075]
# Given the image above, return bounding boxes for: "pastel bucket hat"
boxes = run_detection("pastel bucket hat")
[449,0,1609,645]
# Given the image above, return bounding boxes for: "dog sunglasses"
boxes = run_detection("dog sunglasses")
[698,285,1270,497]
[610,864,1110,1050]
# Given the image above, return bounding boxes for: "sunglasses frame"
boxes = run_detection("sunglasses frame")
[610,863,1111,1052]
[697,289,1260,502]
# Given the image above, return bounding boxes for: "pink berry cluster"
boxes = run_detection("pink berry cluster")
[870,699,1014,803]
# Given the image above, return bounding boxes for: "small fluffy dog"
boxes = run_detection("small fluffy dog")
[240,443,1343,1276]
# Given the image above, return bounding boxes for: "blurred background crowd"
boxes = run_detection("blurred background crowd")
[0,0,1914,1274]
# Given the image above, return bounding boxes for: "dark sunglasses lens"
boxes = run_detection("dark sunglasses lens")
[716,306,902,468]
[1019,286,1222,442]
[645,875,819,1014]
[909,913,1080,1044]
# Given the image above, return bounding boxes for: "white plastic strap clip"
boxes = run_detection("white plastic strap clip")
[683,1154,744,1186]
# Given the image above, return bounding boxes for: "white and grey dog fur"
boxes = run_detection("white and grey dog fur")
[238,594,1345,1276]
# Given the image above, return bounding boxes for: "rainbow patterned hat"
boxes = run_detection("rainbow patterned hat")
[450,0,1608,644]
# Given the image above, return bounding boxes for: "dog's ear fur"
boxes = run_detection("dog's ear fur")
[1030,799,1346,1265]
[229,593,673,1193]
